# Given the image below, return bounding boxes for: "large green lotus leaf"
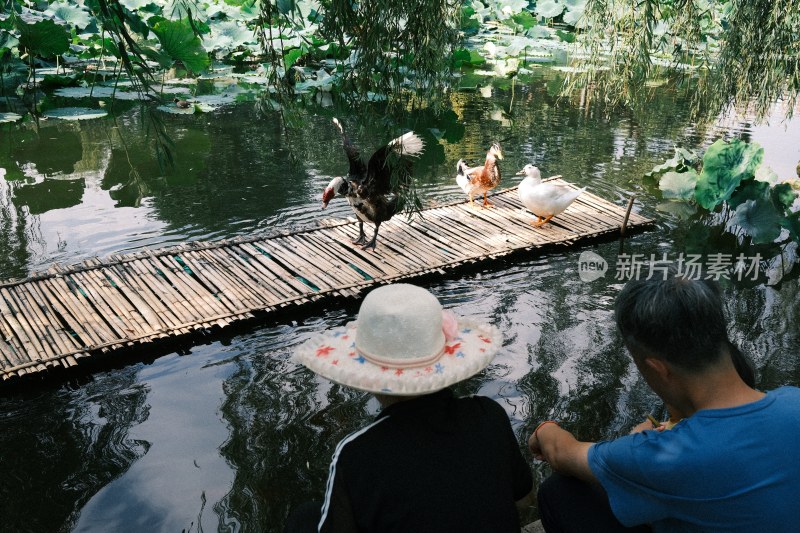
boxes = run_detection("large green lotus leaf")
[511,11,537,29]
[17,19,70,58]
[151,18,210,73]
[536,0,566,18]
[141,43,174,68]
[728,179,769,210]
[695,139,764,210]
[45,2,94,30]
[771,183,797,211]
[729,198,782,244]
[659,169,698,200]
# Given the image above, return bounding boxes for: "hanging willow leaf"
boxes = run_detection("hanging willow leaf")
[695,139,764,210]
[151,18,210,73]
[729,198,782,244]
[17,18,70,58]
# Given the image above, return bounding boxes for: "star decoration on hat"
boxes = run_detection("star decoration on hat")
[316,346,334,357]
[444,342,461,355]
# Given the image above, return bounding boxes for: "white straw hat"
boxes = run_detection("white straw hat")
[294,284,502,395]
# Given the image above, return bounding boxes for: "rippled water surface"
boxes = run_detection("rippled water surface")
[1,72,799,532]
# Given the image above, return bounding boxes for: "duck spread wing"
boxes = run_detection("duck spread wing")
[365,131,424,196]
[333,118,366,178]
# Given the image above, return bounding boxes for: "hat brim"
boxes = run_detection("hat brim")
[293,318,502,396]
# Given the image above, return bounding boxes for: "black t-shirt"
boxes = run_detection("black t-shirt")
[319,388,533,533]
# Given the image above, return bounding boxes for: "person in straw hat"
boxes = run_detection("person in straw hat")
[290,283,534,532]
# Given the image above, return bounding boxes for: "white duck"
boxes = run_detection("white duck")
[517,164,585,227]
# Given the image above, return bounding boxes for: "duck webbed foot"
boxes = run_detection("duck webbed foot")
[361,225,380,250]
[532,215,554,227]
[351,222,367,245]
[482,193,495,208]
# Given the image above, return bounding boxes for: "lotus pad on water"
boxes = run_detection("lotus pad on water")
[43,107,108,120]
[0,113,24,123]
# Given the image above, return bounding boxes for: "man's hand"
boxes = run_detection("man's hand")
[527,422,598,486]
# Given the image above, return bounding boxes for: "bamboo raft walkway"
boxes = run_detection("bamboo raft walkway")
[0,182,651,383]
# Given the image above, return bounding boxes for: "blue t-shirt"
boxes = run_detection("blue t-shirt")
[588,386,800,532]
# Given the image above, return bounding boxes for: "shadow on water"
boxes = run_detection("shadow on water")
[1,68,799,531]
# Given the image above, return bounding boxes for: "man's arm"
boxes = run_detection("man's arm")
[319,468,359,533]
[528,422,598,485]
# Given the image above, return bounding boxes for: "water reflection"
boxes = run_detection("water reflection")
[0,69,798,532]
[0,366,149,533]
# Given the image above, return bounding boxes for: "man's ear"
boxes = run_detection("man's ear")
[643,356,671,380]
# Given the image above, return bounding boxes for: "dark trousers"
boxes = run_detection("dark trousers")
[538,473,651,533]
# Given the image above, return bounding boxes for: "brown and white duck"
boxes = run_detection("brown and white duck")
[456,143,504,208]
[322,118,424,250]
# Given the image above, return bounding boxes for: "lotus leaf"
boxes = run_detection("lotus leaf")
[1,28,19,51]
[728,179,769,210]
[206,20,254,52]
[729,198,782,244]
[151,18,210,73]
[754,165,781,186]
[511,11,537,29]
[536,0,565,18]
[563,7,586,27]
[771,183,797,211]
[656,200,697,219]
[54,86,147,101]
[120,0,154,10]
[45,2,94,30]
[659,169,697,200]
[646,146,699,177]
[17,18,70,58]
[695,139,763,210]
[43,107,108,120]
[0,112,24,123]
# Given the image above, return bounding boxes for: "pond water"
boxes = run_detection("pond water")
[1,70,799,532]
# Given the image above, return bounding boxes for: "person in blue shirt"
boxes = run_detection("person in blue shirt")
[529,272,800,533]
